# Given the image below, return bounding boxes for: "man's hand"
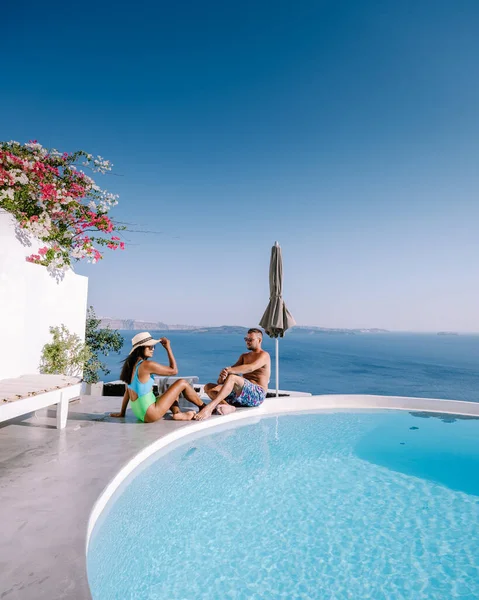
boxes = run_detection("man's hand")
[110,412,125,418]
[218,368,229,383]
[160,337,171,349]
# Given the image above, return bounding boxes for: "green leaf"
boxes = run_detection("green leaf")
[83,306,124,383]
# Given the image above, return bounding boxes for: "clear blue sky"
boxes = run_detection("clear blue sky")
[2,1,479,331]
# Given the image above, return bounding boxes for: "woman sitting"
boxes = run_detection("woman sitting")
[110,332,204,422]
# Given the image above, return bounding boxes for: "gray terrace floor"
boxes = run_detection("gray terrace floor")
[0,393,200,600]
[3,392,478,600]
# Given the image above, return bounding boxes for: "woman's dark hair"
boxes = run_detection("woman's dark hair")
[120,346,147,383]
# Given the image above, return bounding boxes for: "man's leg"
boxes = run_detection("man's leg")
[204,383,220,401]
[203,383,237,415]
[194,374,244,421]
[215,403,236,416]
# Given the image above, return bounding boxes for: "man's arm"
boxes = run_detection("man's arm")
[226,352,268,375]
[218,355,244,383]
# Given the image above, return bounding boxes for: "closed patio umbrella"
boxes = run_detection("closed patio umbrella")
[259,241,296,397]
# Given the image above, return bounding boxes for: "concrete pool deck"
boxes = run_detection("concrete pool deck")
[1,392,479,599]
[0,394,195,600]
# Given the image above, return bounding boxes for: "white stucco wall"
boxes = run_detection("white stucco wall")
[0,211,88,380]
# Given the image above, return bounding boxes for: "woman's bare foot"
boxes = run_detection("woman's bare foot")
[172,410,196,421]
[215,404,236,416]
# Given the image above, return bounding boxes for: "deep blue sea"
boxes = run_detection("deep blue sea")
[100,331,479,402]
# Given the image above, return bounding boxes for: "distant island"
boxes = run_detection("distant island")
[292,326,389,335]
[437,331,459,336]
[98,317,389,335]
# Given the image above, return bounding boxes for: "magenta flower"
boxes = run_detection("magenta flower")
[0,140,125,271]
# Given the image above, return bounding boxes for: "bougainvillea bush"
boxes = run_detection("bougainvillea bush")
[0,140,124,272]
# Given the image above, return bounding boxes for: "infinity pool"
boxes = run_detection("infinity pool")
[87,411,479,599]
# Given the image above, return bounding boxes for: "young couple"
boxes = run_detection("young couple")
[110,328,271,423]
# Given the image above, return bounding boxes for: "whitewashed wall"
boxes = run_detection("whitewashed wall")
[0,211,88,380]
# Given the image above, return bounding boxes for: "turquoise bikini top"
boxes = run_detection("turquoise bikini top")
[128,360,154,397]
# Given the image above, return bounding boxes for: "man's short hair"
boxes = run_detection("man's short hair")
[248,328,263,338]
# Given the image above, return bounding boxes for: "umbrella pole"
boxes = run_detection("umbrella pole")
[275,338,279,397]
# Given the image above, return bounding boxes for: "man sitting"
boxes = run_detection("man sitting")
[194,328,271,421]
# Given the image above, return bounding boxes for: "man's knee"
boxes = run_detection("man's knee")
[204,383,214,392]
[226,373,241,384]
[226,374,243,393]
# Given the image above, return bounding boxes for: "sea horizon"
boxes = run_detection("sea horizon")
[98,319,479,336]
[100,330,479,403]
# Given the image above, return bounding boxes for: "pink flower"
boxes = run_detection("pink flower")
[46,164,60,176]
[70,183,85,197]
[2,140,123,270]
[39,182,57,200]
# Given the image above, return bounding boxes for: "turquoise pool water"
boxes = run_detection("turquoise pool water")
[87,411,479,599]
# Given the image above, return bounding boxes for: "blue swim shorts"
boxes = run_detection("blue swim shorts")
[225,379,266,407]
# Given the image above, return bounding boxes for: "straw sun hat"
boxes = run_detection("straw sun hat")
[129,332,161,355]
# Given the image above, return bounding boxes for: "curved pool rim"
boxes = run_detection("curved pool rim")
[85,392,479,559]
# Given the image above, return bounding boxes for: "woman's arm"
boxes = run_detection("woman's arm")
[145,338,178,376]
[110,386,129,417]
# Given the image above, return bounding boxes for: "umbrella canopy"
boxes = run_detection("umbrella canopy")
[259,242,296,338]
[259,242,296,397]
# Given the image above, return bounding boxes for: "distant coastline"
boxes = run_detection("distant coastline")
[98,317,389,335]
[437,331,459,336]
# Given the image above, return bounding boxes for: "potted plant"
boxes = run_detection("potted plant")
[83,306,124,395]
[40,325,91,377]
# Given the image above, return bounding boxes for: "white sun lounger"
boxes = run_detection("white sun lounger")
[0,374,81,429]
[153,375,200,395]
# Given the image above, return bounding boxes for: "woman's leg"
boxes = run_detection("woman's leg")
[145,379,204,423]
[169,400,181,415]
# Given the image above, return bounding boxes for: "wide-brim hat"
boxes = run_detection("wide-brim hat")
[129,332,161,355]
